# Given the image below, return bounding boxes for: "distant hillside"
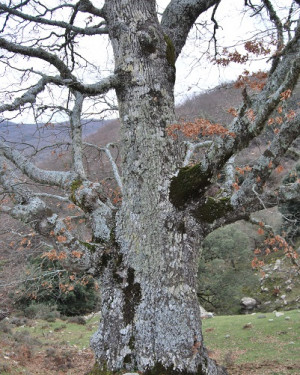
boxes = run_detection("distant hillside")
[0,119,107,161]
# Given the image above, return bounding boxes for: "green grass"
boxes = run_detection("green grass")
[13,315,100,349]
[202,309,300,370]
[1,310,300,374]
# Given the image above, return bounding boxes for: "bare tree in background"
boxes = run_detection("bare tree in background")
[0,1,299,374]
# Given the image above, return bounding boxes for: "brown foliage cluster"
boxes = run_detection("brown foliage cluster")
[167,118,235,140]
[235,70,268,91]
[252,221,298,274]
[214,40,272,67]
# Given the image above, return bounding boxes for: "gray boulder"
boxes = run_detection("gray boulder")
[241,297,258,312]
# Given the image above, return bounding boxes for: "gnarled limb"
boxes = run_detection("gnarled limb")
[230,114,300,210]
[192,20,300,180]
[0,157,115,274]
[161,0,221,58]
[0,139,76,188]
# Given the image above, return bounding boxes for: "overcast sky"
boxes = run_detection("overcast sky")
[0,0,296,123]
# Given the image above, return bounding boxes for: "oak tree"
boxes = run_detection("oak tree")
[0,1,299,374]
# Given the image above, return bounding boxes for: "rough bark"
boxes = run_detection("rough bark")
[90,1,226,374]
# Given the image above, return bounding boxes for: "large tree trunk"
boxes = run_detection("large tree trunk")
[91,1,226,374]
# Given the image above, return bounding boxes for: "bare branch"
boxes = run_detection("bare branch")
[224,156,236,192]
[104,143,123,193]
[0,140,76,188]
[70,91,86,179]
[84,142,123,192]
[231,114,300,210]
[210,0,221,57]
[0,37,119,95]
[0,37,73,78]
[33,192,70,202]
[0,71,119,115]
[0,269,68,289]
[183,140,212,167]
[202,21,300,176]
[161,0,220,58]
[77,0,105,18]
[262,0,284,73]
[0,3,108,35]
[0,76,50,113]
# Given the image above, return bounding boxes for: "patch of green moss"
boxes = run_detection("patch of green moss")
[169,165,212,208]
[110,228,116,244]
[123,268,141,325]
[124,354,132,364]
[70,179,82,204]
[164,34,176,67]
[129,335,135,350]
[87,362,112,375]
[193,196,233,223]
[143,362,210,375]
[177,221,186,234]
[79,240,97,253]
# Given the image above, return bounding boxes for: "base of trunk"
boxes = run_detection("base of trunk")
[87,356,227,375]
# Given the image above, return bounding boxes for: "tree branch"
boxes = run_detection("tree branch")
[70,91,86,179]
[77,0,105,18]
[0,3,108,35]
[84,142,123,192]
[0,37,73,78]
[231,114,300,210]
[0,76,50,113]
[0,141,76,188]
[0,159,112,274]
[0,37,119,94]
[161,0,220,58]
[183,140,212,167]
[262,0,284,73]
[200,20,300,177]
[0,71,119,114]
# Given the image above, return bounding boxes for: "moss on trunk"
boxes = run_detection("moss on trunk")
[169,165,212,208]
[193,197,233,223]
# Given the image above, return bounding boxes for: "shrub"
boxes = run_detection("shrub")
[44,348,73,371]
[0,320,12,334]
[67,316,86,325]
[10,317,28,327]
[24,302,60,320]
[279,162,300,244]
[198,224,260,314]
[14,255,100,316]
[0,362,11,374]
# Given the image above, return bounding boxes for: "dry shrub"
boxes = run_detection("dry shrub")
[0,362,11,373]
[0,320,12,334]
[14,344,32,365]
[44,347,74,371]
[67,316,86,325]
[13,330,40,346]
[223,351,235,368]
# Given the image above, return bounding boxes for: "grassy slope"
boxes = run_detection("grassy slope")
[202,309,300,375]
[1,310,299,374]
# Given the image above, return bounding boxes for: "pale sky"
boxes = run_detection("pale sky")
[0,0,296,123]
